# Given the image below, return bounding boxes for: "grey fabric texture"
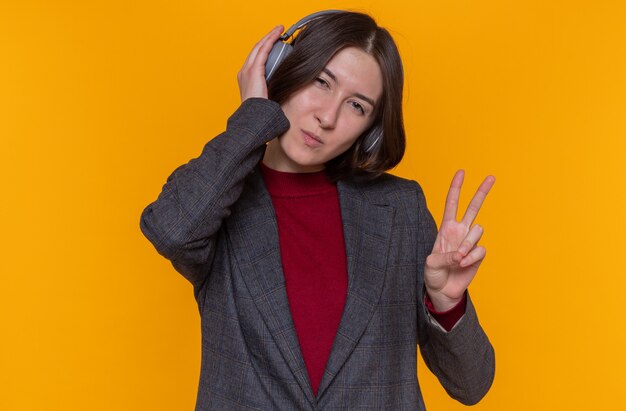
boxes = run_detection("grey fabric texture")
[140,98,495,410]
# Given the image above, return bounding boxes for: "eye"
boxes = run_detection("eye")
[315,77,330,88]
[350,101,366,115]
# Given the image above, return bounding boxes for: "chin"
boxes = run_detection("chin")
[282,148,326,172]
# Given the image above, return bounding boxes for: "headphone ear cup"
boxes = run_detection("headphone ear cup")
[362,126,383,153]
[265,41,293,81]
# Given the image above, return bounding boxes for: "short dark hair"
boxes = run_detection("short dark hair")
[268,11,406,181]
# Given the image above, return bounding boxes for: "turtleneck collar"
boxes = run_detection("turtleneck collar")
[260,162,336,198]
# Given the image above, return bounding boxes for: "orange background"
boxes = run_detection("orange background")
[1,0,625,409]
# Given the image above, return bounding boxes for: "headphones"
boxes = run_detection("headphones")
[264,10,383,153]
[265,10,340,81]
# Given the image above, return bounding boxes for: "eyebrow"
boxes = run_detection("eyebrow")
[322,68,377,109]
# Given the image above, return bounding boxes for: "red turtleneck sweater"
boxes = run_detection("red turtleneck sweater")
[261,163,347,395]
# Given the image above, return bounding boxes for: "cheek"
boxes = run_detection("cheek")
[339,135,361,150]
[327,135,360,160]
[335,120,372,148]
[279,102,294,122]
[280,88,316,118]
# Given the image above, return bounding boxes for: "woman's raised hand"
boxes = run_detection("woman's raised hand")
[237,25,284,102]
[424,170,496,312]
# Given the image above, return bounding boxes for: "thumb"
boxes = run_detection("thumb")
[426,251,463,270]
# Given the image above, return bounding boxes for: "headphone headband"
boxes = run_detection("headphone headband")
[280,10,341,42]
[265,10,340,81]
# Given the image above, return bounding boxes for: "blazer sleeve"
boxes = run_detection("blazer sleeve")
[414,184,496,405]
[139,98,290,288]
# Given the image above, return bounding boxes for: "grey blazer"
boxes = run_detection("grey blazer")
[140,98,495,410]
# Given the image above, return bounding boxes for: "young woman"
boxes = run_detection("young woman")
[141,11,495,410]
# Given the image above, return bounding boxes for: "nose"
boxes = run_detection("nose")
[314,98,340,129]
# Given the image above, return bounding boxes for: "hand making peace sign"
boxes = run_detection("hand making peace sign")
[424,170,496,312]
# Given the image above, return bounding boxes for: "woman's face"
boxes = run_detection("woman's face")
[263,47,383,173]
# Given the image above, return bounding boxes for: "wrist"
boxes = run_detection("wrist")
[425,288,464,312]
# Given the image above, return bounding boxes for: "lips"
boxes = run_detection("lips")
[301,130,323,147]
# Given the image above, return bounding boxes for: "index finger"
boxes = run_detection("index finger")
[461,175,496,226]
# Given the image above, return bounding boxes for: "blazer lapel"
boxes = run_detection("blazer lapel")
[225,169,316,406]
[316,179,395,398]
